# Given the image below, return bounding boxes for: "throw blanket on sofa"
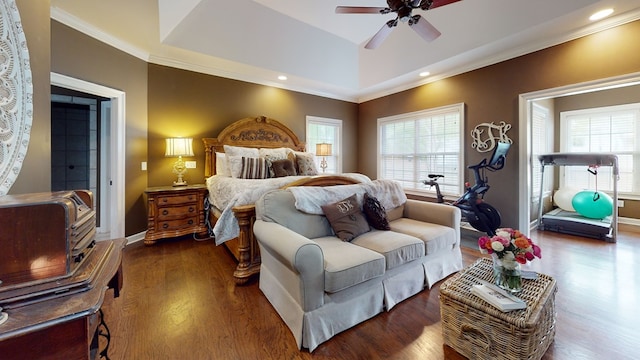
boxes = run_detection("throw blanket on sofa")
[289,179,407,215]
[208,173,372,245]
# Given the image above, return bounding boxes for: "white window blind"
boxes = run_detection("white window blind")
[378,104,464,196]
[306,116,342,174]
[531,103,554,199]
[560,103,640,196]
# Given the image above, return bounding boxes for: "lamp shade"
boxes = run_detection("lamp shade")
[165,138,194,157]
[316,143,332,156]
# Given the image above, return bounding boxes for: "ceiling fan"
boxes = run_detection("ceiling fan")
[336,0,461,49]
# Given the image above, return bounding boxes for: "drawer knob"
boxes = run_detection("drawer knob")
[188,219,194,225]
[162,209,169,215]
[189,207,195,213]
[163,223,169,229]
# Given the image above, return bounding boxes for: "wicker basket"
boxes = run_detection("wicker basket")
[440,258,557,360]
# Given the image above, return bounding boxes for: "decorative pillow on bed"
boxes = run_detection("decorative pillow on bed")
[295,152,319,176]
[259,147,293,159]
[271,159,297,177]
[225,146,260,178]
[224,145,259,158]
[264,151,297,177]
[215,152,230,177]
[321,194,370,242]
[239,156,269,179]
[363,193,391,230]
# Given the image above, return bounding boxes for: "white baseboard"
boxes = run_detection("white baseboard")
[618,217,640,227]
[125,231,146,245]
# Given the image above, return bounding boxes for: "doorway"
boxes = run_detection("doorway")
[517,71,640,235]
[51,89,110,230]
[51,72,126,240]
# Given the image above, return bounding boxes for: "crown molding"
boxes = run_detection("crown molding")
[51,6,640,104]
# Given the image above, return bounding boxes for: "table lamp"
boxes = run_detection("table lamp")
[316,143,332,173]
[165,137,194,186]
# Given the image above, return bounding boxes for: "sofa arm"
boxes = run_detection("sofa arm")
[253,220,325,311]
[403,199,461,231]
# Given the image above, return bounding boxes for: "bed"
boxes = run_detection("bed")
[203,115,370,284]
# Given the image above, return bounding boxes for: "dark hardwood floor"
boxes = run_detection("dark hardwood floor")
[101,225,640,359]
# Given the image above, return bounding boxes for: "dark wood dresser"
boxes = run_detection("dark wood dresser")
[0,238,125,360]
[143,184,208,245]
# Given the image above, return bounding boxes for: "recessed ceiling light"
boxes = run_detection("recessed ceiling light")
[419,71,430,77]
[589,8,614,21]
[278,75,287,81]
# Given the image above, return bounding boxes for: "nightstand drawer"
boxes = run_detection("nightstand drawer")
[157,216,198,231]
[157,204,197,219]
[156,194,198,206]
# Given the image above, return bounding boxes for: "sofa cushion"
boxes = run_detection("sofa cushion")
[351,230,424,270]
[313,236,385,293]
[257,190,333,239]
[363,193,391,230]
[389,218,458,255]
[321,194,370,242]
[386,205,405,222]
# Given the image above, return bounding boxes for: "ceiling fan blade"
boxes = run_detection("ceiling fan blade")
[365,20,397,49]
[408,15,441,42]
[335,6,387,14]
[428,0,462,10]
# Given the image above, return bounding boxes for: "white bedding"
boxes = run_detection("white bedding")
[206,173,372,245]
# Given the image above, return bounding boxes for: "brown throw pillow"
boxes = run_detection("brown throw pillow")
[321,194,370,242]
[271,159,297,177]
[363,193,391,230]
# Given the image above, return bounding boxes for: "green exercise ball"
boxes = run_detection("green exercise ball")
[572,190,613,219]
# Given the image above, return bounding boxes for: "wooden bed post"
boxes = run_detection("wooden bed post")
[231,205,261,284]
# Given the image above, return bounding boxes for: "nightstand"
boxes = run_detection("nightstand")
[143,184,209,245]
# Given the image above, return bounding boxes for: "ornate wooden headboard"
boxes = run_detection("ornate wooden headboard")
[202,115,306,178]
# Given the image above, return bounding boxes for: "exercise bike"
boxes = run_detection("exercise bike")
[422,141,511,237]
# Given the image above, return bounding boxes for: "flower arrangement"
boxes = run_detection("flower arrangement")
[478,228,542,264]
[478,228,542,293]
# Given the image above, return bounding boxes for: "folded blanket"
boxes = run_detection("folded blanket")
[289,179,407,215]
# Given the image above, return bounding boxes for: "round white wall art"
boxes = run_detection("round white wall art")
[0,0,33,195]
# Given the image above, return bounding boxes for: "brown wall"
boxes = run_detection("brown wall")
[146,65,359,187]
[50,21,149,236]
[11,0,51,194]
[14,2,640,236]
[358,20,640,229]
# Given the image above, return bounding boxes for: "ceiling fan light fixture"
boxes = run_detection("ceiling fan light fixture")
[589,8,614,21]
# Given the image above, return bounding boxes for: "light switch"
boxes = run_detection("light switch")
[185,161,196,169]
[141,161,147,171]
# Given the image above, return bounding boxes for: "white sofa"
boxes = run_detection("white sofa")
[253,180,463,351]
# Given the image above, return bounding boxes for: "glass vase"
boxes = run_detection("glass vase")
[491,253,522,293]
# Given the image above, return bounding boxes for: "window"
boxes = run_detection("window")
[378,104,464,196]
[560,103,640,197]
[531,103,554,199]
[306,116,342,174]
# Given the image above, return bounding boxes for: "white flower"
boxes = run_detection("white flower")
[491,241,504,252]
[496,230,511,240]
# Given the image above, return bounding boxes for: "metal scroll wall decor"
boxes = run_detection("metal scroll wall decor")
[470,121,512,153]
[0,0,33,195]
